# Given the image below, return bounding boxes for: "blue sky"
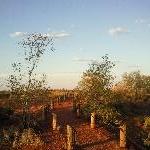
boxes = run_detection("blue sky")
[0,0,150,89]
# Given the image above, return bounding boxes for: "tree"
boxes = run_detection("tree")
[77,54,115,105]
[7,33,54,128]
[114,71,150,102]
[76,55,121,125]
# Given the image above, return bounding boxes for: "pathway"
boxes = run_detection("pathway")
[43,100,123,150]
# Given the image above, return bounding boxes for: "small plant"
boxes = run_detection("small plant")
[96,104,121,126]
[144,116,150,129]
[143,116,150,147]
[13,128,44,148]
[144,135,150,147]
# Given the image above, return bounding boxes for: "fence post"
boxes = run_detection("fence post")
[67,125,75,150]
[52,113,57,130]
[76,104,80,118]
[50,100,54,110]
[120,123,127,148]
[91,112,96,129]
[76,108,80,118]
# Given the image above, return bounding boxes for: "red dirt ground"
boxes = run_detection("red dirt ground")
[1,99,136,150]
[39,101,128,150]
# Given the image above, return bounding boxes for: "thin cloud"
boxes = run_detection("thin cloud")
[10,31,71,39]
[47,31,71,39]
[9,32,27,37]
[73,58,122,64]
[135,18,147,24]
[108,27,129,36]
[135,18,150,28]
[73,58,96,62]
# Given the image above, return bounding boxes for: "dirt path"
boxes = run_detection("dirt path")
[42,100,123,150]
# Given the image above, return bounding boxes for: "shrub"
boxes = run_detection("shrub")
[144,116,150,129]
[81,101,98,119]
[13,128,44,149]
[96,104,121,125]
[81,101,121,126]
[143,116,150,147]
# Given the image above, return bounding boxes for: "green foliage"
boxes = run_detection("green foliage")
[77,55,121,126]
[114,71,150,102]
[7,33,54,128]
[143,117,150,147]
[96,104,121,125]
[77,54,115,105]
[144,116,150,130]
[81,101,98,119]
[8,33,54,103]
[7,33,54,105]
[13,128,44,148]
[81,102,121,125]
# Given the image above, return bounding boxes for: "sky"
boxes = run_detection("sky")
[0,0,150,89]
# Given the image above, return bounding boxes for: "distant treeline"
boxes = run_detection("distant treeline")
[0,89,75,99]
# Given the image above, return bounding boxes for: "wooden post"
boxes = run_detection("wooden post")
[120,123,127,148]
[58,96,60,104]
[91,112,96,129]
[52,113,57,130]
[50,100,54,110]
[76,108,80,118]
[76,104,80,118]
[67,125,75,150]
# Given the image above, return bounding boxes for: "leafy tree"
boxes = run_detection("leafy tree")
[77,54,115,105]
[77,55,121,125]
[114,71,150,102]
[7,33,54,127]
[112,71,150,118]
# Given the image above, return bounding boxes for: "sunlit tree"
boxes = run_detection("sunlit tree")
[7,33,54,128]
[77,54,115,105]
[114,71,150,102]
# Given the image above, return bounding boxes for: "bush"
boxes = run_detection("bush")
[13,128,44,149]
[143,116,150,147]
[144,116,150,129]
[81,101,121,126]
[96,104,121,125]
[81,102,97,119]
